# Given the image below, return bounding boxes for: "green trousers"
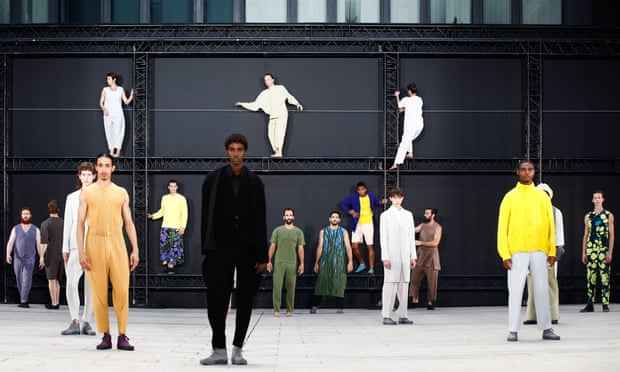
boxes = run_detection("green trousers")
[272,261,297,313]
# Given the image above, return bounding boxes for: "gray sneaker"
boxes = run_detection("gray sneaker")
[61,322,80,335]
[383,317,397,325]
[231,346,247,365]
[81,321,96,336]
[199,348,227,365]
[507,332,518,342]
[542,328,560,340]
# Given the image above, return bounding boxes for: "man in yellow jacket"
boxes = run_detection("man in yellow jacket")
[497,160,560,342]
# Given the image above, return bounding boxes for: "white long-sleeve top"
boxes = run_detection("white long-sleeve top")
[62,189,88,253]
[553,206,565,247]
[239,85,300,119]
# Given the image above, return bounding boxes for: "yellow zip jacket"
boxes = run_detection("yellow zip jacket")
[497,182,556,261]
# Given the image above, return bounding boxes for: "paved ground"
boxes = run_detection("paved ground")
[0,303,618,371]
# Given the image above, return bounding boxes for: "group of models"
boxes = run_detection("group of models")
[98,70,421,165]
[3,136,615,364]
[2,72,615,365]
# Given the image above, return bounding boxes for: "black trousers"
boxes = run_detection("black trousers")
[202,246,260,349]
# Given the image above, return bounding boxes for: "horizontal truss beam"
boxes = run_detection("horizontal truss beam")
[4,157,620,174]
[1,25,619,56]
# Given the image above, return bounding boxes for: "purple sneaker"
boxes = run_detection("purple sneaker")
[96,333,112,350]
[117,334,135,351]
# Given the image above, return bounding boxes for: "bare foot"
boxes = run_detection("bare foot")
[274,312,280,317]
[227,307,232,314]
[389,164,398,170]
[406,152,414,159]
[286,311,293,317]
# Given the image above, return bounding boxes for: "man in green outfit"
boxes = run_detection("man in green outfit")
[267,208,305,317]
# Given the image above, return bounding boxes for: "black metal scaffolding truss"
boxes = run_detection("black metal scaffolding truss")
[4,156,620,174]
[383,53,399,193]
[0,24,619,56]
[2,23,620,305]
[130,51,150,305]
[525,42,543,181]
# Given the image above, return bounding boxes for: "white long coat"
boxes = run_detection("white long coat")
[380,206,417,283]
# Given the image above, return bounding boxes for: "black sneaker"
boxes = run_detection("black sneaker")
[603,304,610,312]
[579,304,594,313]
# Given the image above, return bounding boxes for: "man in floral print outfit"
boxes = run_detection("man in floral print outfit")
[148,179,188,274]
[580,190,615,312]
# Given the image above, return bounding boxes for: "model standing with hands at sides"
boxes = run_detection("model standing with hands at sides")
[580,190,614,312]
[77,153,140,351]
[235,73,303,158]
[99,72,134,158]
[380,188,417,325]
[390,83,424,170]
[148,179,189,275]
[61,161,97,336]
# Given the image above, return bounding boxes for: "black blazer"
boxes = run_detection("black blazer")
[200,165,268,263]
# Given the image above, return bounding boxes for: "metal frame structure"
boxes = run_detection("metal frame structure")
[1,24,619,304]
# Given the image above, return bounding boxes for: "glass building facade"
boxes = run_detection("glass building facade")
[0,0,571,25]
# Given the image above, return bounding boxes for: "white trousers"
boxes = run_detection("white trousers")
[267,116,288,152]
[394,123,423,165]
[507,251,551,332]
[103,115,125,151]
[65,249,94,322]
[382,279,409,319]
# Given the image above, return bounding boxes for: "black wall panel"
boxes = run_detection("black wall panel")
[399,57,523,158]
[11,57,134,156]
[9,172,134,227]
[543,58,620,158]
[152,57,382,157]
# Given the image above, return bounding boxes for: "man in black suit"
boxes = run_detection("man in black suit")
[200,133,268,366]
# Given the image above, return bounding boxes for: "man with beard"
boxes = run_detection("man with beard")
[267,208,305,317]
[40,199,65,310]
[409,208,442,310]
[310,211,354,314]
[5,207,41,308]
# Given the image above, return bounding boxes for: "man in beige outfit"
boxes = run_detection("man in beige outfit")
[235,73,303,157]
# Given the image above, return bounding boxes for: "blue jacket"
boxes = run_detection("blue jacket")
[340,191,382,231]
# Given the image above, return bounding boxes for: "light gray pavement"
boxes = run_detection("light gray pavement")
[0,303,618,371]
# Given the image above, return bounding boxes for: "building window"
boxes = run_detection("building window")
[390,0,420,23]
[22,0,49,23]
[430,0,471,24]
[112,0,140,24]
[483,0,510,24]
[298,0,327,23]
[151,0,193,23]
[337,0,380,23]
[0,1,10,23]
[523,0,561,24]
[60,0,100,24]
[246,0,287,23]
[205,0,233,23]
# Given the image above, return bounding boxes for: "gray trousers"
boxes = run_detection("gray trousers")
[14,255,35,303]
